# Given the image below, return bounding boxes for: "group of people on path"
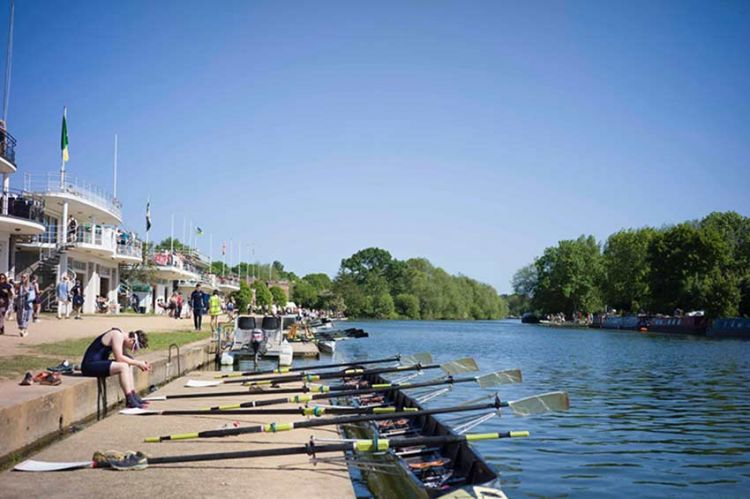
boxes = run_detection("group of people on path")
[0,273,88,338]
[0,273,45,337]
[55,275,85,320]
[158,284,229,334]
[189,284,224,333]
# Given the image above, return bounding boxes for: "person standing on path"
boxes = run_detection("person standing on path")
[208,290,222,334]
[56,275,72,319]
[72,280,84,319]
[190,284,206,331]
[175,291,184,319]
[0,273,13,335]
[15,274,35,337]
[31,275,41,323]
[80,328,151,409]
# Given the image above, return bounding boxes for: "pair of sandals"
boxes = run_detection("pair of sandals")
[19,371,62,386]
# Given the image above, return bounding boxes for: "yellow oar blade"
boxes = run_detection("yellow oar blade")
[508,391,570,416]
[400,352,433,366]
[441,357,479,375]
[476,369,522,388]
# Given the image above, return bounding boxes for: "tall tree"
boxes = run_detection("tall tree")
[648,223,737,317]
[533,235,603,317]
[602,228,656,313]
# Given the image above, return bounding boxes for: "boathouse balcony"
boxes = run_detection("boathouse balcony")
[150,250,200,281]
[23,173,122,225]
[0,128,18,173]
[115,236,143,263]
[217,275,241,292]
[0,189,46,235]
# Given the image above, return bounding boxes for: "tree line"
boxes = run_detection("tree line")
[326,248,507,320]
[509,211,750,319]
[139,241,507,320]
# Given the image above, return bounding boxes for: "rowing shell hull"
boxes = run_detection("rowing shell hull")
[345,372,499,497]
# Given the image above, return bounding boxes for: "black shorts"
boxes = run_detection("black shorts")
[81,360,113,378]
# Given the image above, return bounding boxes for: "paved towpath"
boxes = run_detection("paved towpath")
[0,372,356,499]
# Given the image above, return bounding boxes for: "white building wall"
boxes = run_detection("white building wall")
[0,231,9,275]
[68,254,119,314]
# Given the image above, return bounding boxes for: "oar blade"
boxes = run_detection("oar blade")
[185,379,222,388]
[508,391,570,416]
[400,352,433,366]
[14,460,93,472]
[142,396,166,401]
[441,357,479,375]
[476,369,523,388]
[119,408,159,416]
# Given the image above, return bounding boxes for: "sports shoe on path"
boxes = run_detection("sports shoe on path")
[125,393,145,409]
[48,360,73,373]
[108,451,148,471]
[19,372,33,386]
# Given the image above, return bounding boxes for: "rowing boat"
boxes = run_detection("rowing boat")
[340,371,501,497]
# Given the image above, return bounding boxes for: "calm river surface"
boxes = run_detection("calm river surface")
[296,320,750,498]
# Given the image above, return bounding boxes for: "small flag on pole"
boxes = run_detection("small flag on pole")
[146,202,152,232]
[196,227,203,236]
[61,107,70,162]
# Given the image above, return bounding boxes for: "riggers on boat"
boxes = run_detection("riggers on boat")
[343,371,500,497]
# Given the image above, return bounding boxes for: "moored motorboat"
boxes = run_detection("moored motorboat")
[317,339,336,354]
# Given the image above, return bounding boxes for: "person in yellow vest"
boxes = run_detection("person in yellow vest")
[208,290,222,334]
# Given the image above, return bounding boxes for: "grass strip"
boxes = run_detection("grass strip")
[0,355,58,380]
[34,330,210,357]
[0,330,211,380]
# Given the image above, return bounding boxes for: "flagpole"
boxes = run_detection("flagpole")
[60,106,67,189]
[145,196,150,247]
[113,133,118,199]
[170,214,174,253]
[209,234,213,269]
[2,0,14,125]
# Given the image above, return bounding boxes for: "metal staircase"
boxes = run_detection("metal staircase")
[15,242,76,312]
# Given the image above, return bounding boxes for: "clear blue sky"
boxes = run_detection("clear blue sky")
[4,1,749,293]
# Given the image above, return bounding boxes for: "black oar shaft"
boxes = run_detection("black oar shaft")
[232,355,400,378]
[226,362,437,385]
[158,406,384,416]
[152,400,501,441]
[144,432,523,466]
[148,443,347,465]
[207,375,474,410]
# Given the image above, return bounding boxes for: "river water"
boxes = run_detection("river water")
[297,320,750,498]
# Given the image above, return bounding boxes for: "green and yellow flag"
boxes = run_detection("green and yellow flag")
[61,108,69,162]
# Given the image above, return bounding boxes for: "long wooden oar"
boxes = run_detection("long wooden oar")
[217,352,432,379]
[126,369,522,414]
[144,392,569,442]
[186,357,477,388]
[14,431,530,472]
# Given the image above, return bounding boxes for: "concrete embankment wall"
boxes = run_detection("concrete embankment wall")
[0,339,213,465]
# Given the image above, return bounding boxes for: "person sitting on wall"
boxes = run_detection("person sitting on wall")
[80,328,151,409]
